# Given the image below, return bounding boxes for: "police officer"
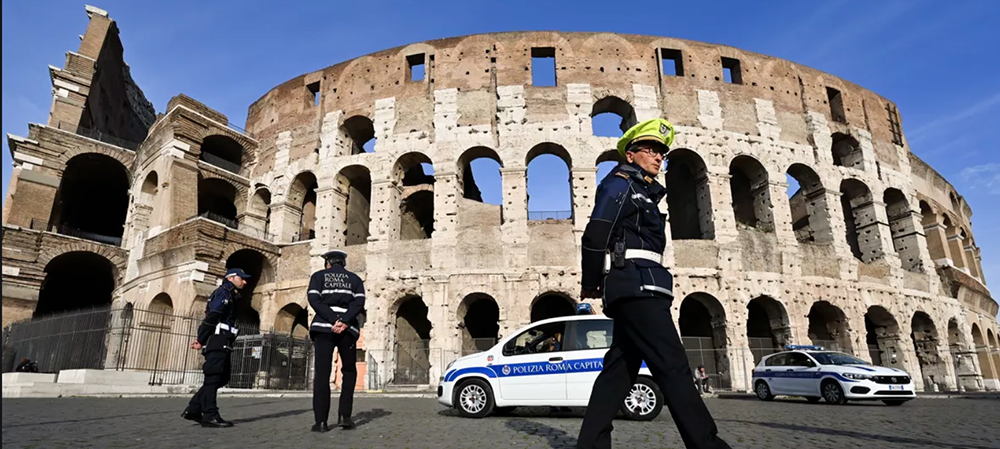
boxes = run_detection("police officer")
[307,249,365,432]
[576,119,731,449]
[181,267,250,428]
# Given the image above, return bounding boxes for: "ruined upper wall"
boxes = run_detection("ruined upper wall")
[48,5,155,145]
[245,32,908,175]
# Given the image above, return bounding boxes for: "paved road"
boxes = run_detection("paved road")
[3,396,998,448]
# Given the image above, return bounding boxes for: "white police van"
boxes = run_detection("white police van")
[752,345,916,406]
[438,315,663,420]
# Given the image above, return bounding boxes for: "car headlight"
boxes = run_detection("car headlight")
[446,360,456,371]
[842,372,872,380]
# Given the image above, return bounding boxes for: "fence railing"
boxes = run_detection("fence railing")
[2,306,312,390]
[528,210,572,221]
[239,226,277,242]
[195,211,240,230]
[199,152,242,174]
[25,219,122,246]
[56,121,140,151]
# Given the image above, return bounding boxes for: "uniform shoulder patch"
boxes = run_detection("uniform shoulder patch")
[614,172,629,179]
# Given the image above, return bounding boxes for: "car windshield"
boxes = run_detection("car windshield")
[810,352,871,366]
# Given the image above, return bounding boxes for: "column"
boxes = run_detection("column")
[500,167,528,267]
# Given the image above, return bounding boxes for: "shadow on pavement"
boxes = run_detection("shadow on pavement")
[505,418,578,449]
[351,408,392,428]
[717,419,996,449]
[231,408,311,424]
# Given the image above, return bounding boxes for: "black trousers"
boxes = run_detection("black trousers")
[187,350,231,420]
[312,330,358,424]
[577,297,731,449]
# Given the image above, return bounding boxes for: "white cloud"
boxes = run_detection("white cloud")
[960,163,1000,195]
[908,92,1000,144]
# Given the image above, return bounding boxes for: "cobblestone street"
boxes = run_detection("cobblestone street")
[2,396,998,448]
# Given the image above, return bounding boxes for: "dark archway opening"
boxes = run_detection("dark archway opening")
[459,294,500,354]
[35,251,115,317]
[530,293,576,323]
[225,249,274,330]
[394,295,433,384]
[50,154,129,244]
[807,301,852,352]
[680,293,729,389]
[401,190,435,239]
[336,165,372,246]
[343,116,376,154]
[864,306,901,367]
[274,303,309,338]
[831,133,863,169]
[666,149,713,239]
[197,177,238,228]
[289,172,318,241]
[786,163,832,244]
[911,311,945,389]
[840,179,879,262]
[729,155,773,232]
[199,135,244,173]
[745,296,790,364]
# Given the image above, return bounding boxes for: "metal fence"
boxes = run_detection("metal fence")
[2,306,312,390]
[528,210,572,221]
[25,219,122,246]
[56,121,140,151]
[195,211,240,229]
[200,152,242,174]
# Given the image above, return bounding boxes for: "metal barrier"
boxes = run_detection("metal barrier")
[2,307,312,390]
[528,210,572,221]
[55,121,140,151]
[199,152,242,174]
[195,211,240,229]
[25,219,122,246]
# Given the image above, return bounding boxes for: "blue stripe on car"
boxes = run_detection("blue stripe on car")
[752,371,858,383]
[444,367,498,382]
[445,357,654,382]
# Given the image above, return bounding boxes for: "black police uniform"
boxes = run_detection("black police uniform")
[307,251,366,430]
[182,275,244,428]
[577,163,731,449]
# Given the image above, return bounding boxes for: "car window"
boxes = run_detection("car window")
[502,322,567,357]
[811,352,871,366]
[565,319,614,351]
[785,352,815,367]
[764,354,786,366]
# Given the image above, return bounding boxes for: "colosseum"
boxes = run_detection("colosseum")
[3,6,999,393]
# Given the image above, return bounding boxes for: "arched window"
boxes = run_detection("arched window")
[590,96,636,137]
[840,179,882,262]
[199,135,244,173]
[393,153,435,239]
[50,153,130,245]
[883,188,921,272]
[342,115,376,154]
[197,177,239,228]
[526,143,572,221]
[786,164,832,244]
[335,165,372,246]
[831,133,863,169]
[666,149,713,239]
[729,156,773,232]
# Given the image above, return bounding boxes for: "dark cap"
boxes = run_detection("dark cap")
[322,249,348,260]
[225,268,251,279]
[576,303,594,314]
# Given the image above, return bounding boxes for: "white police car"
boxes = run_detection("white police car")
[752,345,916,406]
[438,315,663,420]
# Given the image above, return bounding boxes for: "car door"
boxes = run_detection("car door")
[759,353,788,394]
[783,352,819,395]
[564,318,615,402]
[495,321,568,402]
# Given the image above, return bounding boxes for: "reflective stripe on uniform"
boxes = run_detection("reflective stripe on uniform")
[604,249,663,270]
[639,285,672,296]
[330,306,347,313]
[216,323,239,335]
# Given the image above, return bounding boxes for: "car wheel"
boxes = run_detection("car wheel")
[806,396,821,403]
[821,380,847,405]
[621,377,663,421]
[754,380,774,401]
[455,378,495,418]
[882,400,907,406]
[493,406,517,416]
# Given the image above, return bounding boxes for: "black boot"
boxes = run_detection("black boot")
[201,416,234,428]
[337,415,355,429]
[311,422,330,432]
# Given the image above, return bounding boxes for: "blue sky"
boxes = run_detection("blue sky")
[3,1,998,319]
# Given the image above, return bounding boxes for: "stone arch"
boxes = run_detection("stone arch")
[745,296,791,363]
[680,293,729,388]
[55,142,135,177]
[960,228,981,279]
[786,163,833,244]
[334,164,373,246]
[596,149,625,185]
[198,134,244,173]
[288,171,318,241]
[971,324,997,384]
[392,294,433,384]
[988,329,1000,382]
[140,170,159,198]
[457,293,501,354]
[807,300,853,352]
[840,178,883,262]
[580,33,641,60]
[667,148,714,239]
[530,291,576,322]
[831,132,864,169]
[247,186,272,236]
[48,153,130,243]
[274,303,309,338]
[457,146,504,206]
[37,242,126,285]
[591,96,637,137]
[35,251,116,317]
[342,114,376,154]
[526,143,573,221]
[864,305,903,367]
[911,311,947,390]
[729,155,774,232]
[883,188,921,272]
[942,214,968,271]
[393,152,435,240]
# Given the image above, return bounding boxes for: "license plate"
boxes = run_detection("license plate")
[888,385,906,390]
